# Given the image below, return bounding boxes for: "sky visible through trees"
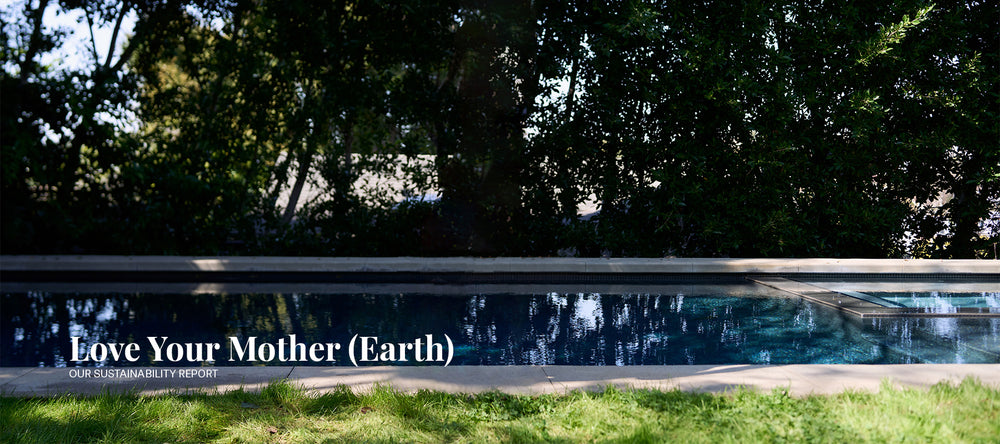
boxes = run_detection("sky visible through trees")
[2,0,997,258]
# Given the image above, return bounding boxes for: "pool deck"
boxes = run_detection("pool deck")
[2,255,998,274]
[2,364,998,397]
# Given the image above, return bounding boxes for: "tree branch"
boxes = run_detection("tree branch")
[85,12,100,66]
[18,0,51,83]
[104,1,130,69]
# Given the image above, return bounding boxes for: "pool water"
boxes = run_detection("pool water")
[3,290,998,367]
[863,291,1000,310]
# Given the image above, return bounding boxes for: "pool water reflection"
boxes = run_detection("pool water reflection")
[3,290,998,366]
[866,291,1000,310]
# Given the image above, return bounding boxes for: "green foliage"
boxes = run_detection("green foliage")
[857,4,935,66]
[2,0,996,257]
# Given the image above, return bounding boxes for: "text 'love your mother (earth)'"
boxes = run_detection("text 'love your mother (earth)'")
[70,334,455,366]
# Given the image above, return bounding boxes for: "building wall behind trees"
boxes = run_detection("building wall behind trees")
[2,0,997,258]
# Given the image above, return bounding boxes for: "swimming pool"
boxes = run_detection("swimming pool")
[3,282,998,367]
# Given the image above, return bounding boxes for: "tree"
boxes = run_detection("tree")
[3,0,996,257]
[529,0,998,258]
[1,0,216,252]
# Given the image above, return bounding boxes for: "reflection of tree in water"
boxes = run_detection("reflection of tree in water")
[3,292,997,366]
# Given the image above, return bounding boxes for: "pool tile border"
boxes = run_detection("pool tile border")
[3,256,999,274]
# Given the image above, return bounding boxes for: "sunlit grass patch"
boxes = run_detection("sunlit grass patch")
[1,377,997,443]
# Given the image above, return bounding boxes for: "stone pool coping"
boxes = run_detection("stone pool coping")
[2,256,998,274]
[2,365,998,397]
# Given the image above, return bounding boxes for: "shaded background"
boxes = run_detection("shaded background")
[3,0,998,258]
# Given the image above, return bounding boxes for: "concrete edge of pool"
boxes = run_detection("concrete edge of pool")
[2,256,999,274]
[2,365,999,397]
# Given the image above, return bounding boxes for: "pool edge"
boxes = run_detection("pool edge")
[3,256,998,286]
[3,256,999,274]
[3,364,998,397]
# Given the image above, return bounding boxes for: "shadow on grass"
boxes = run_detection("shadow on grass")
[0,395,183,443]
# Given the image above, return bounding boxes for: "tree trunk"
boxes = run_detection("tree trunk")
[281,142,317,225]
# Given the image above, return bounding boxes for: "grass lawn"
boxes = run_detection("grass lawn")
[1,377,997,443]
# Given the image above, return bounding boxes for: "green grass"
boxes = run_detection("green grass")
[2,378,998,443]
